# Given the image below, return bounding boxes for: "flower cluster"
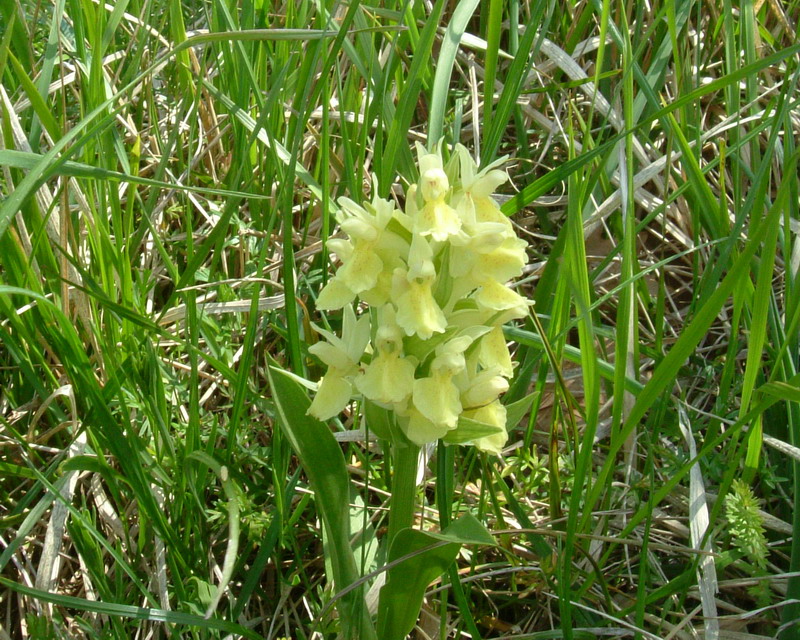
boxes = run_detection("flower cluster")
[307,143,529,453]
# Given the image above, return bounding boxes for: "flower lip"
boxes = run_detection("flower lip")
[415,199,461,242]
[393,275,447,339]
[340,217,379,241]
[412,373,461,429]
[463,400,508,454]
[356,348,415,405]
[307,372,353,421]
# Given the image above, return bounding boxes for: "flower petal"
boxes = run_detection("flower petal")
[412,374,461,429]
[416,200,461,242]
[357,352,415,404]
[474,198,512,228]
[316,277,356,310]
[340,217,379,241]
[360,269,393,307]
[407,233,435,280]
[467,223,510,254]
[475,280,530,318]
[394,273,447,339]
[338,244,383,293]
[462,368,509,408]
[465,401,508,455]
[399,407,451,446]
[327,238,353,261]
[345,312,373,363]
[472,236,528,283]
[479,326,514,377]
[307,372,353,420]
[309,342,352,370]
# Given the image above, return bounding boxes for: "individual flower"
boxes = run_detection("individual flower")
[478,326,514,377]
[309,375,356,423]
[397,404,452,446]
[307,305,371,420]
[412,143,462,242]
[336,241,383,294]
[452,144,511,229]
[446,223,527,303]
[392,266,447,340]
[317,194,408,310]
[461,367,509,410]
[315,275,357,310]
[463,400,508,455]
[411,336,471,431]
[468,235,528,284]
[356,306,416,405]
[474,280,530,319]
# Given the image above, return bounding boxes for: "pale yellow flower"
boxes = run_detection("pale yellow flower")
[338,243,384,293]
[356,306,416,405]
[455,144,509,199]
[463,400,508,455]
[406,232,436,280]
[309,142,530,447]
[316,276,357,310]
[398,405,451,446]
[478,326,514,377]
[446,223,523,302]
[308,373,355,421]
[470,235,528,284]
[358,349,415,405]
[413,145,462,241]
[452,144,510,229]
[464,222,513,255]
[412,374,462,429]
[359,269,394,307]
[416,199,461,242]
[411,337,471,429]
[307,306,370,420]
[392,268,447,339]
[461,368,509,409]
[475,280,530,319]
[317,194,408,309]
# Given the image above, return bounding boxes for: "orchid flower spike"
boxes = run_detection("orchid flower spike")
[307,141,531,454]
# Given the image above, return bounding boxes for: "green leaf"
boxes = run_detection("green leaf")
[429,512,497,546]
[505,392,537,430]
[379,0,446,192]
[378,513,495,640]
[481,0,551,163]
[0,149,271,200]
[0,461,36,480]
[759,381,800,404]
[443,415,506,444]
[0,577,262,640]
[5,50,61,142]
[363,400,395,441]
[266,363,377,640]
[428,0,481,145]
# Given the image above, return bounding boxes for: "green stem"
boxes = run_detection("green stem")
[387,443,420,549]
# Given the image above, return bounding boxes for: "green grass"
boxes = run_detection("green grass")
[2,0,800,638]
